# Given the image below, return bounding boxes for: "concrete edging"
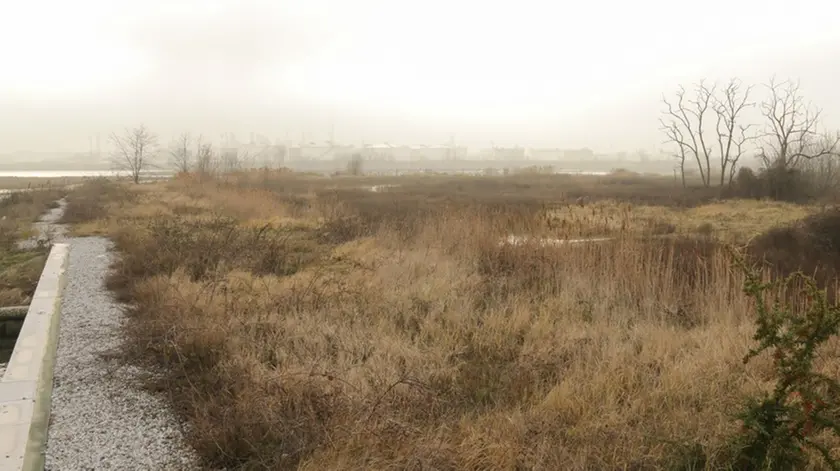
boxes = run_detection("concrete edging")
[0,244,70,471]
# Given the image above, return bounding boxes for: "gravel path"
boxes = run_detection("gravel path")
[16,197,68,250]
[1,196,202,470]
[44,237,200,470]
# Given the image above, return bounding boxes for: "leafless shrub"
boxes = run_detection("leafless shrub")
[109,124,159,184]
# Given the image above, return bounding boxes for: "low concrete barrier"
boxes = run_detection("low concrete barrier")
[0,244,69,471]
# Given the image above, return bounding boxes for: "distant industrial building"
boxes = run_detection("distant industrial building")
[358,144,410,161]
[219,132,473,163]
[526,148,596,160]
[409,145,468,161]
[528,148,565,160]
[220,147,239,162]
[410,145,447,161]
[242,144,286,168]
[287,142,357,161]
[491,146,526,160]
[359,143,466,161]
[564,148,595,160]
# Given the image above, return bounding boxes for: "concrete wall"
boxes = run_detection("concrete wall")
[0,244,69,471]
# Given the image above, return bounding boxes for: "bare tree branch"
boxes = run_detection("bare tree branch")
[800,131,840,196]
[221,148,245,173]
[728,124,753,185]
[169,132,192,173]
[712,78,756,186]
[194,135,217,177]
[689,80,716,185]
[109,124,158,184]
[758,77,839,169]
[658,117,690,187]
[660,78,756,189]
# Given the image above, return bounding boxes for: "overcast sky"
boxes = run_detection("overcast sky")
[1,0,840,153]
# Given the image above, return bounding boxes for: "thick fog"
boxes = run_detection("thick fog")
[1,0,839,154]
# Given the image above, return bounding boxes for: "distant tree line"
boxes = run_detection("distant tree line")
[108,127,289,183]
[660,77,840,201]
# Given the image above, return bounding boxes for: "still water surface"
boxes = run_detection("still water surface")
[0,170,172,178]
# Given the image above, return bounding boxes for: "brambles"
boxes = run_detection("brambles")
[732,252,840,470]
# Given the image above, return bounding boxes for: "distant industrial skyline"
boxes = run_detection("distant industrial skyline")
[15,128,671,159]
[46,132,671,162]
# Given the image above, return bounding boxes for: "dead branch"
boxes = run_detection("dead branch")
[660,81,719,187]
[661,78,756,188]
[713,78,756,186]
[758,77,839,169]
[169,132,193,173]
[109,124,159,184]
[658,118,690,187]
[194,135,217,177]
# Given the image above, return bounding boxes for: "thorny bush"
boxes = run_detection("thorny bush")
[731,252,840,470]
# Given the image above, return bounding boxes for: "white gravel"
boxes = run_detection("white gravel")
[43,237,201,470]
[1,196,201,470]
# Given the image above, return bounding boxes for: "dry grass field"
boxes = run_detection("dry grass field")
[0,188,66,306]
[63,171,840,470]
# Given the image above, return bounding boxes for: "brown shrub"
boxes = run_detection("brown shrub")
[107,214,328,300]
[95,171,840,470]
[747,207,840,299]
[0,187,65,226]
[730,165,815,202]
[478,236,731,328]
[61,178,136,224]
[383,173,718,207]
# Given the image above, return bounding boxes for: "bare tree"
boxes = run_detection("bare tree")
[169,132,193,173]
[758,77,840,170]
[194,136,217,177]
[238,150,255,170]
[660,81,716,187]
[109,124,158,184]
[660,79,755,188]
[660,119,689,187]
[714,78,755,185]
[273,145,287,169]
[800,131,840,195]
[220,148,243,173]
[346,153,364,176]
